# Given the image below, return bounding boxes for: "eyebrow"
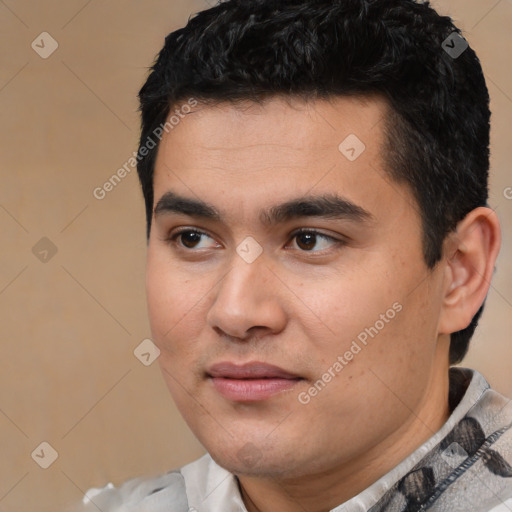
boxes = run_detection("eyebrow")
[153,191,373,226]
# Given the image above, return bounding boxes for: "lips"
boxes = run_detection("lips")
[208,362,301,380]
[207,362,303,402]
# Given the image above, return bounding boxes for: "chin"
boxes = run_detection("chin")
[205,436,309,479]
[214,452,288,478]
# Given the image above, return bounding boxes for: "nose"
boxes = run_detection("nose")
[206,253,287,341]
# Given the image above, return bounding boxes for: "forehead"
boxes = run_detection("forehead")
[155,95,387,172]
[151,95,416,228]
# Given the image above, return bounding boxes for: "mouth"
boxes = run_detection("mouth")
[207,361,304,402]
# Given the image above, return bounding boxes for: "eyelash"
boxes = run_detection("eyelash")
[164,227,344,254]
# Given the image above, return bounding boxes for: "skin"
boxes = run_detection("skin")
[145,95,501,512]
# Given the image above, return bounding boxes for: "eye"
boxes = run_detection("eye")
[288,229,341,252]
[167,228,219,250]
[165,227,343,254]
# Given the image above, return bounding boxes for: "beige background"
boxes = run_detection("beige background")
[0,1,510,511]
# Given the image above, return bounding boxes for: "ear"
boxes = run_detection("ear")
[439,207,501,335]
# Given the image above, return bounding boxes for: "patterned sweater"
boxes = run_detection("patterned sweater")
[77,368,512,511]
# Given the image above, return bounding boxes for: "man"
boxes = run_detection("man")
[80,0,512,510]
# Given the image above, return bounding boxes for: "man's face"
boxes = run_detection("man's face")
[146,96,450,479]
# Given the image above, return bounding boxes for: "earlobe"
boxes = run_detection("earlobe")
[438,207,501,335]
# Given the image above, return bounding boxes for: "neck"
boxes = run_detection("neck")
[238,360,451,512]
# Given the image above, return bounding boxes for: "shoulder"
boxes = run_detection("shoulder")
[79,469,189,512]
[72,454,230,512]
[430,379,512,511]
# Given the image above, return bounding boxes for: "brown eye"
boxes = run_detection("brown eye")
[295,232,317,251]
[179,231,203,249]
[167,229,218,250]
[290,229,340,252]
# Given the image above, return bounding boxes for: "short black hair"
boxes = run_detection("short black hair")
[137,0,491,365]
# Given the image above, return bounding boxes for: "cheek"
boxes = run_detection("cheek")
[302,266,395,341]
[146,264,206,403]
[303,259,434,374]
[145,253,206,355]
[146,267,180,341]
